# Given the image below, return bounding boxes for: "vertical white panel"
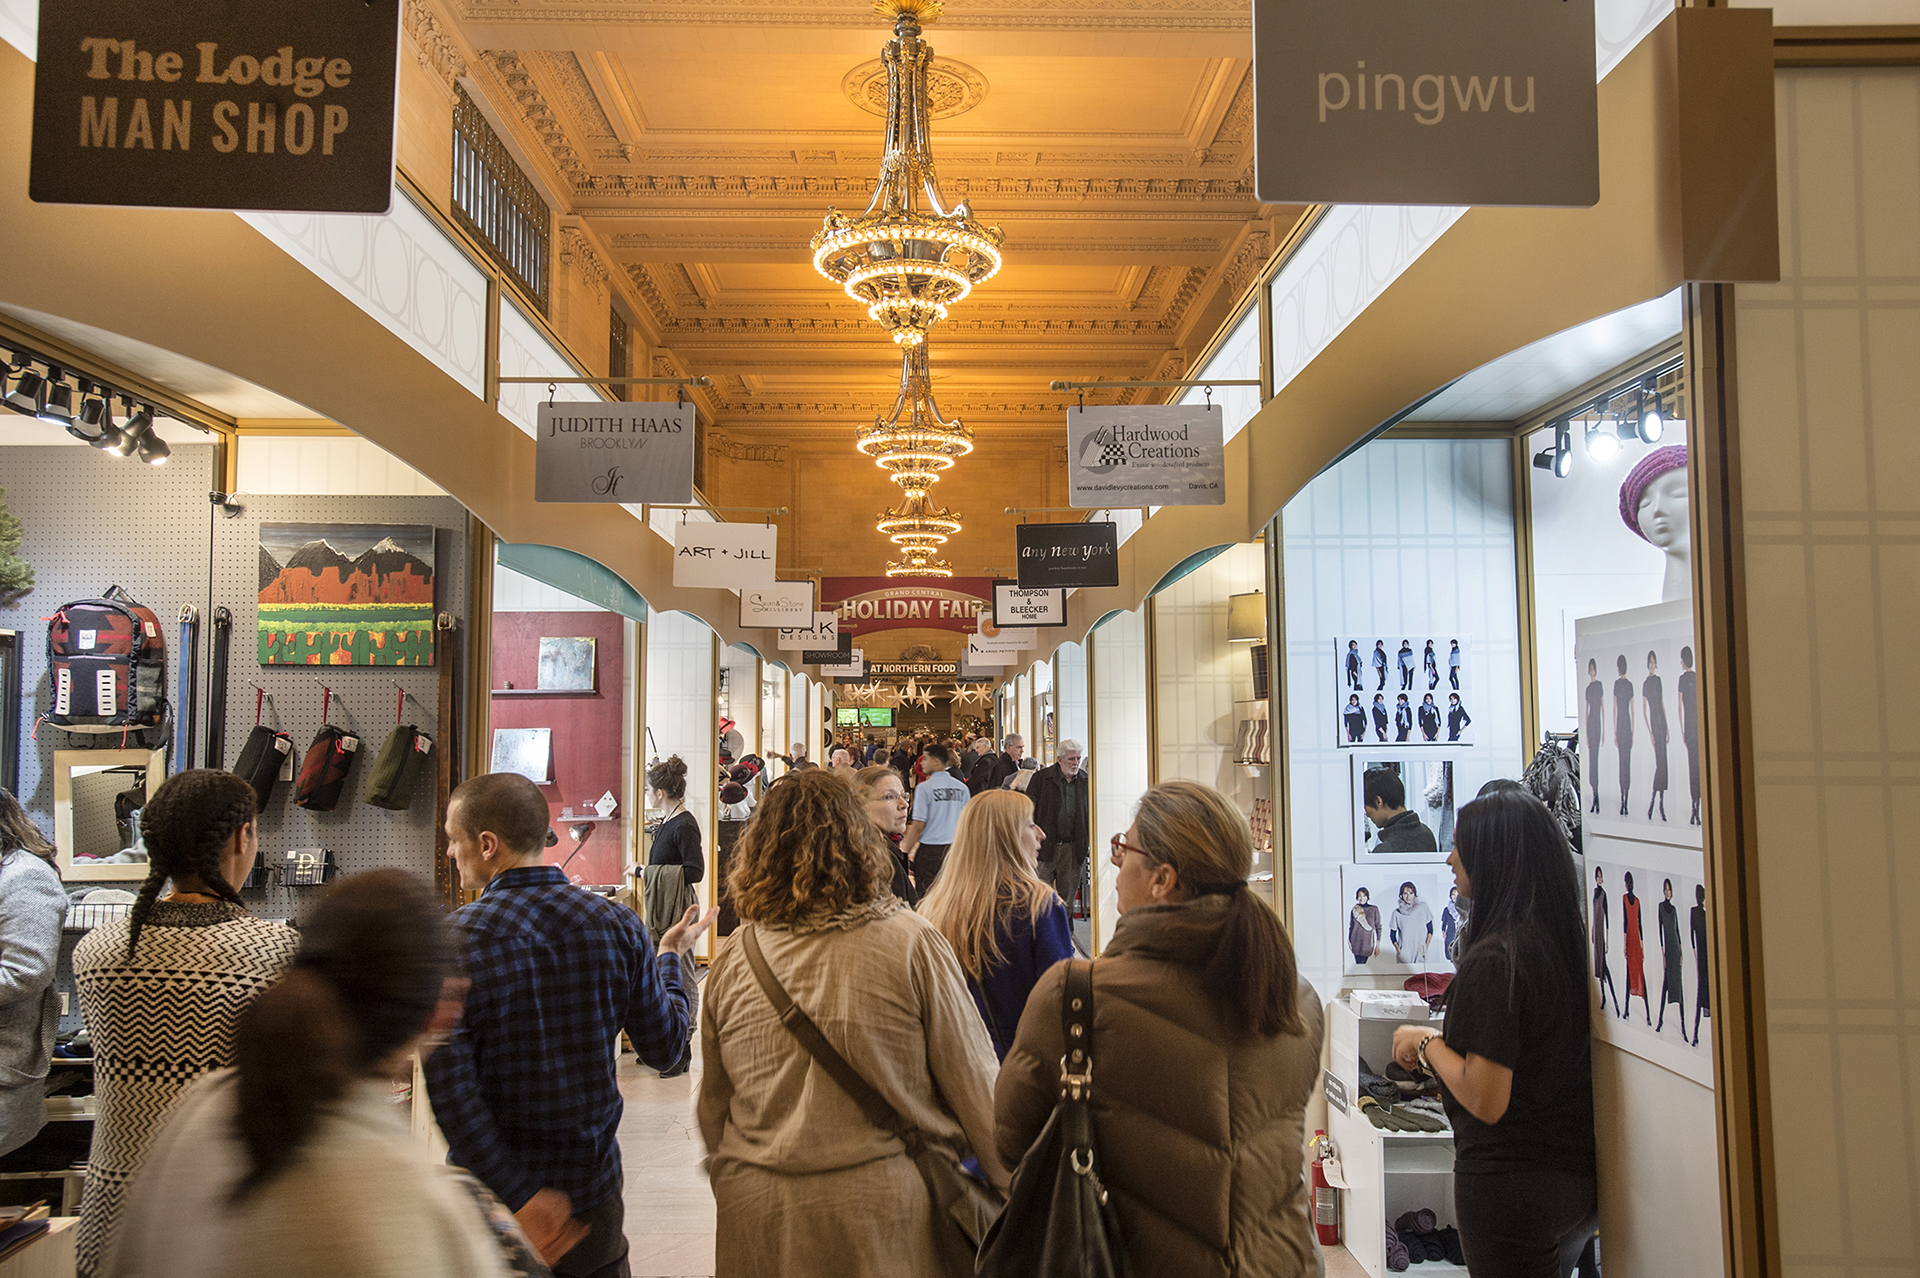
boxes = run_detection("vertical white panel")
[1282,438,1523,1002]
[237,435,445,496]
[1055,642,1089,760]
[1090,607,1150,954]
[1178,306,1264,445]
[497,300,608,438]
[808,681,824,765]
[788,672,809,762]
[724,647,760,762]
[644,610,715,949]
[1151,542,1266,813]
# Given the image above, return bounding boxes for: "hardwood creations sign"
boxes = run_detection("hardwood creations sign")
[31,0,402,212]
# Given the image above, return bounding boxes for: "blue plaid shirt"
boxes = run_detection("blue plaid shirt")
[424,865,688,1212]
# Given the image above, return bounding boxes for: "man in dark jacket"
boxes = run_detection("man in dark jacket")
[1027,741,1090,908]
[1362,768,1438,855]
[972,733,1024,794]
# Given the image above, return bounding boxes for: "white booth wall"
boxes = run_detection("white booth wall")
[644,609,716,955]
[1090,606,1151,954]
[722,645,760,765]
[1055,641,1089,765]
[1152,542,1266,814]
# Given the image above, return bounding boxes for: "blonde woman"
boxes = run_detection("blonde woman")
[919,791,1075,1060]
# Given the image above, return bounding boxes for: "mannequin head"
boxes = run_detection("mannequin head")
[1621,444,1692,601]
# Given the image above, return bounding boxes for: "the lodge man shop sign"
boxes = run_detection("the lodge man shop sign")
[1251,0,1598,206]
[535,403,696,505]
[31,0,401,212]
[1068,404,1225,509]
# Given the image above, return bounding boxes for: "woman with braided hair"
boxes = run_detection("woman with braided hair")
[73,770,299,1277]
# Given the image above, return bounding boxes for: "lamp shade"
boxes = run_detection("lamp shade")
[1228,591,1266,643]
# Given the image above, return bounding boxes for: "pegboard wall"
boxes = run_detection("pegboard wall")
[0,444,217,837]
[211,493,468,923]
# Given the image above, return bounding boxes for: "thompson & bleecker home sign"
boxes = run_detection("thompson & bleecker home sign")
[535,403,696,505]
[672,521,776,590]
[993,581,1067,628]
[1016,522,1120,590]
[1067,404,1225,509]
[1251,0,1598,206]
[32,0,402,212]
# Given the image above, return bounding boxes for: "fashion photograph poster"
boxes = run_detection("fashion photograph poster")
[1573,601,1702,851]
[1583,842,1713,1087]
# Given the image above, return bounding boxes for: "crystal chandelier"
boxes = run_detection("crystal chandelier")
[812,0,1004,348]
[857,341,972,494]
[887,546,954,578]
[878,489,962,548]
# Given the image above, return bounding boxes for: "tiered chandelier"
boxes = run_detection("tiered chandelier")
[818,0,1001,577]
[812,0,1004,350]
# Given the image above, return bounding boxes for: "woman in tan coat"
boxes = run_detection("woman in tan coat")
[698,769,1008,1277]
[995,780,1325,1278]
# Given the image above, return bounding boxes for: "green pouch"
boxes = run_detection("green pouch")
[365,724,434,810]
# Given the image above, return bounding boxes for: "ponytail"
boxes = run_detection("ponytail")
[1204,887,1304,1039]
[231,969,355,1203]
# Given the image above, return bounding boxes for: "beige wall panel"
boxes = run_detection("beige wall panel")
[397,37,455,218]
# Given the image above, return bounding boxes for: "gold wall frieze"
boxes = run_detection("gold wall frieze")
[456,0,1251,32]
[403,0,469,91]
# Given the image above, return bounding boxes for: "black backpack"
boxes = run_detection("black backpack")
[45,586,168,733]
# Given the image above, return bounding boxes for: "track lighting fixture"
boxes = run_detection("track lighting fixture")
[1532,421,1574,478]
[1583,411,1621,463]
[90,398,131,453]
[37,368,74,424]
[3,367,43,414]
[68,385,108,443]
[2,342,196,463]
[136,413,171,466]
[1636,379,1665,444]
[109,403,154,459]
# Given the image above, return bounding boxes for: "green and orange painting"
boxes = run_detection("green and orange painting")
[258,523,436,666]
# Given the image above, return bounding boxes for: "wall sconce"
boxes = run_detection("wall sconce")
[1228,591,1267,643]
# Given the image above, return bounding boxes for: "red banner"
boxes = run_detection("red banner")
[820,577,993,637]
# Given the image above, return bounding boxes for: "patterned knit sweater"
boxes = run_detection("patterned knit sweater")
[72,901,298,1278]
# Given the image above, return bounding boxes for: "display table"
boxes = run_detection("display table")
[0,1217,77,1278]
[1325,999,1465,1278]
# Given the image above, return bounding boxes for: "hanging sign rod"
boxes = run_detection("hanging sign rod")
[1004,506,1148,515]
[497,375,713,386]
[1047,378,1260,391]
[646,504,787,515]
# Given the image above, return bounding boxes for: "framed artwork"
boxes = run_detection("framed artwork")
[1348,754,1488,862]
[491,727,552,783]
[258,523,436,665]
[1584,838,1712,1086]
[537,637,597,691]
[1334,636,1473,748]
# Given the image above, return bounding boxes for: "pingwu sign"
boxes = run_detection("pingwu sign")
[535,403,695,505]
[1068,404,1225,508]
[1016,521,1119,590]
[1251,0,1598,206]
[672,521,776,590]
[31,0,401,212]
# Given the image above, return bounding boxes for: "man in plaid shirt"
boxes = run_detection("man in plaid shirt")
[426,772,714,1277]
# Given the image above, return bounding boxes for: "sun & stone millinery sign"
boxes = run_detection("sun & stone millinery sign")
[31,0,401,212]
[535,403,696,505]
[1067,404,1225,509]
[1251,0,1598,207]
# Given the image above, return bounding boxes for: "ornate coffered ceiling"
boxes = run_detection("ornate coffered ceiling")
[409,0,1299,573]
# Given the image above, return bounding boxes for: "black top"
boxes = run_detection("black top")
[647,810,704,882]
[1440,942,1597,1178]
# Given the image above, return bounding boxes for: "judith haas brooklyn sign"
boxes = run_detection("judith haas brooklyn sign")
[31,1,401,213]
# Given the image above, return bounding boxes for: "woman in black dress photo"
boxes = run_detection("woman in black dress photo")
[1690,883,1710,1046]
[1395,694,1414,743]
[1447,693,1472,743]
[1345,693,1368,743]
[1592,865,1619,1016]
[1613,655,1636,817]
[1372,693,1391,742]
[1346,639,1363,691]
[1418,694,1441,743]
[1642,650,1670,822]
[1656,878,1684,1034]
[1583,659,1605,815]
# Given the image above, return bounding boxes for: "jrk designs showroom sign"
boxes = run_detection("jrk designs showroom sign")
[821,577,992,638]
[31,0,401,212]
[1252,0,1598,206]
[535,403,696,504]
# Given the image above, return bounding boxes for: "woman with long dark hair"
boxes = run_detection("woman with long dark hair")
[102,870,515,1278]
[1392,788,1597,1277]
[0,790,66,1160]
[73,770,299,1277]
[995,781,1324,1277]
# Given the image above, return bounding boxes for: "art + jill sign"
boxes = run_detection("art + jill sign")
[672,521,777,590]
[1016,521,1120,590]
[31,0,401,212]
[535,403,696,505]
[1251,0,1598,206]
[1067,404,1225,509]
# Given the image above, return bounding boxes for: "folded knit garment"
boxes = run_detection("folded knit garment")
[1438,1226,1465,1265]
[1386,1224,1410,1272]
[1394,1209,1439,1235]
[1388,1104,1449,1132]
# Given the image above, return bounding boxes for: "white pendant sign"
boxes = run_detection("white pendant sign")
[672,521,777,589]
[739,580,815,629]
[819,649,865,679]
[992,580,1067,627]
[535,402,696,504]
[777,612,839,651]
[973,613,1035,652]
[965,638,1018,667]
[1068,404,1225,509]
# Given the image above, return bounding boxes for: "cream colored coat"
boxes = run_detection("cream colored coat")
[698,901,1007,1277]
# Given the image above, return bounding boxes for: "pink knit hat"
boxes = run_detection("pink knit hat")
[1619,445,1688,540]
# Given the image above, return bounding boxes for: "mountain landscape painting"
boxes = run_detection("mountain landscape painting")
[258,523,437,665]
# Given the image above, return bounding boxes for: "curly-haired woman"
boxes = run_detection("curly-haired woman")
[697,769,1006,1277]
[73,770,299,1277]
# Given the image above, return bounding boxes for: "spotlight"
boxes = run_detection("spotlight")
[1584,418,1621,463]
[1533,421,1573,478]
[68,385,108,443]
[90,398,130,454]
[3,367,43,414]
[136,414,171,466]
[1637,381,1665,444]
[110,404,154,459]
[36,368,73,424]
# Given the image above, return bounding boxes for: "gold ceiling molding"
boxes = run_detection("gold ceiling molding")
[402,0,469,91]
[478,50,589,179]
[842,56,988,120]
[533,50,621,143]
[557,226,614,299]
[581,171,1254,199]
[608,233,1228,254]
[1221,227,1272,302]
[709,435,788,462]
[455,0,1252,31]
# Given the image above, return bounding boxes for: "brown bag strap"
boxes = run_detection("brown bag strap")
[739,925,921,1149]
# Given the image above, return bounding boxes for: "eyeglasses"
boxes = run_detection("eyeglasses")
[1109,833,1154,866]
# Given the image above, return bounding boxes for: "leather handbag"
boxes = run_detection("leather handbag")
[976,959,1133,1278]
[738,926,1002,1278]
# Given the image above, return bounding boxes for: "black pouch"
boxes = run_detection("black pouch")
[231,725,294,811]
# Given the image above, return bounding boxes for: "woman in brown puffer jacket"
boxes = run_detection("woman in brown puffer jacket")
[994,780,1325,1278]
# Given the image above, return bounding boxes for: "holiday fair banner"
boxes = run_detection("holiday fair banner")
[820,577,992,638]
[1067,404,1225,508]
[534,403,696,505]
[31,0,401,212]
[671,521,776,589]
[1251,0,1598,206]
[1016,522,1119,589]
[738,581,815,629]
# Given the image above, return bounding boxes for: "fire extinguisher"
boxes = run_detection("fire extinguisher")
[1310,1130,1340,1246]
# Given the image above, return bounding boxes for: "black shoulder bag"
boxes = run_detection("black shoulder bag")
[976,958,1133,1278]
[738,926,1003,1278]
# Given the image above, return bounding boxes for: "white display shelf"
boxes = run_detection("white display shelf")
[1326,999,1462,1278]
